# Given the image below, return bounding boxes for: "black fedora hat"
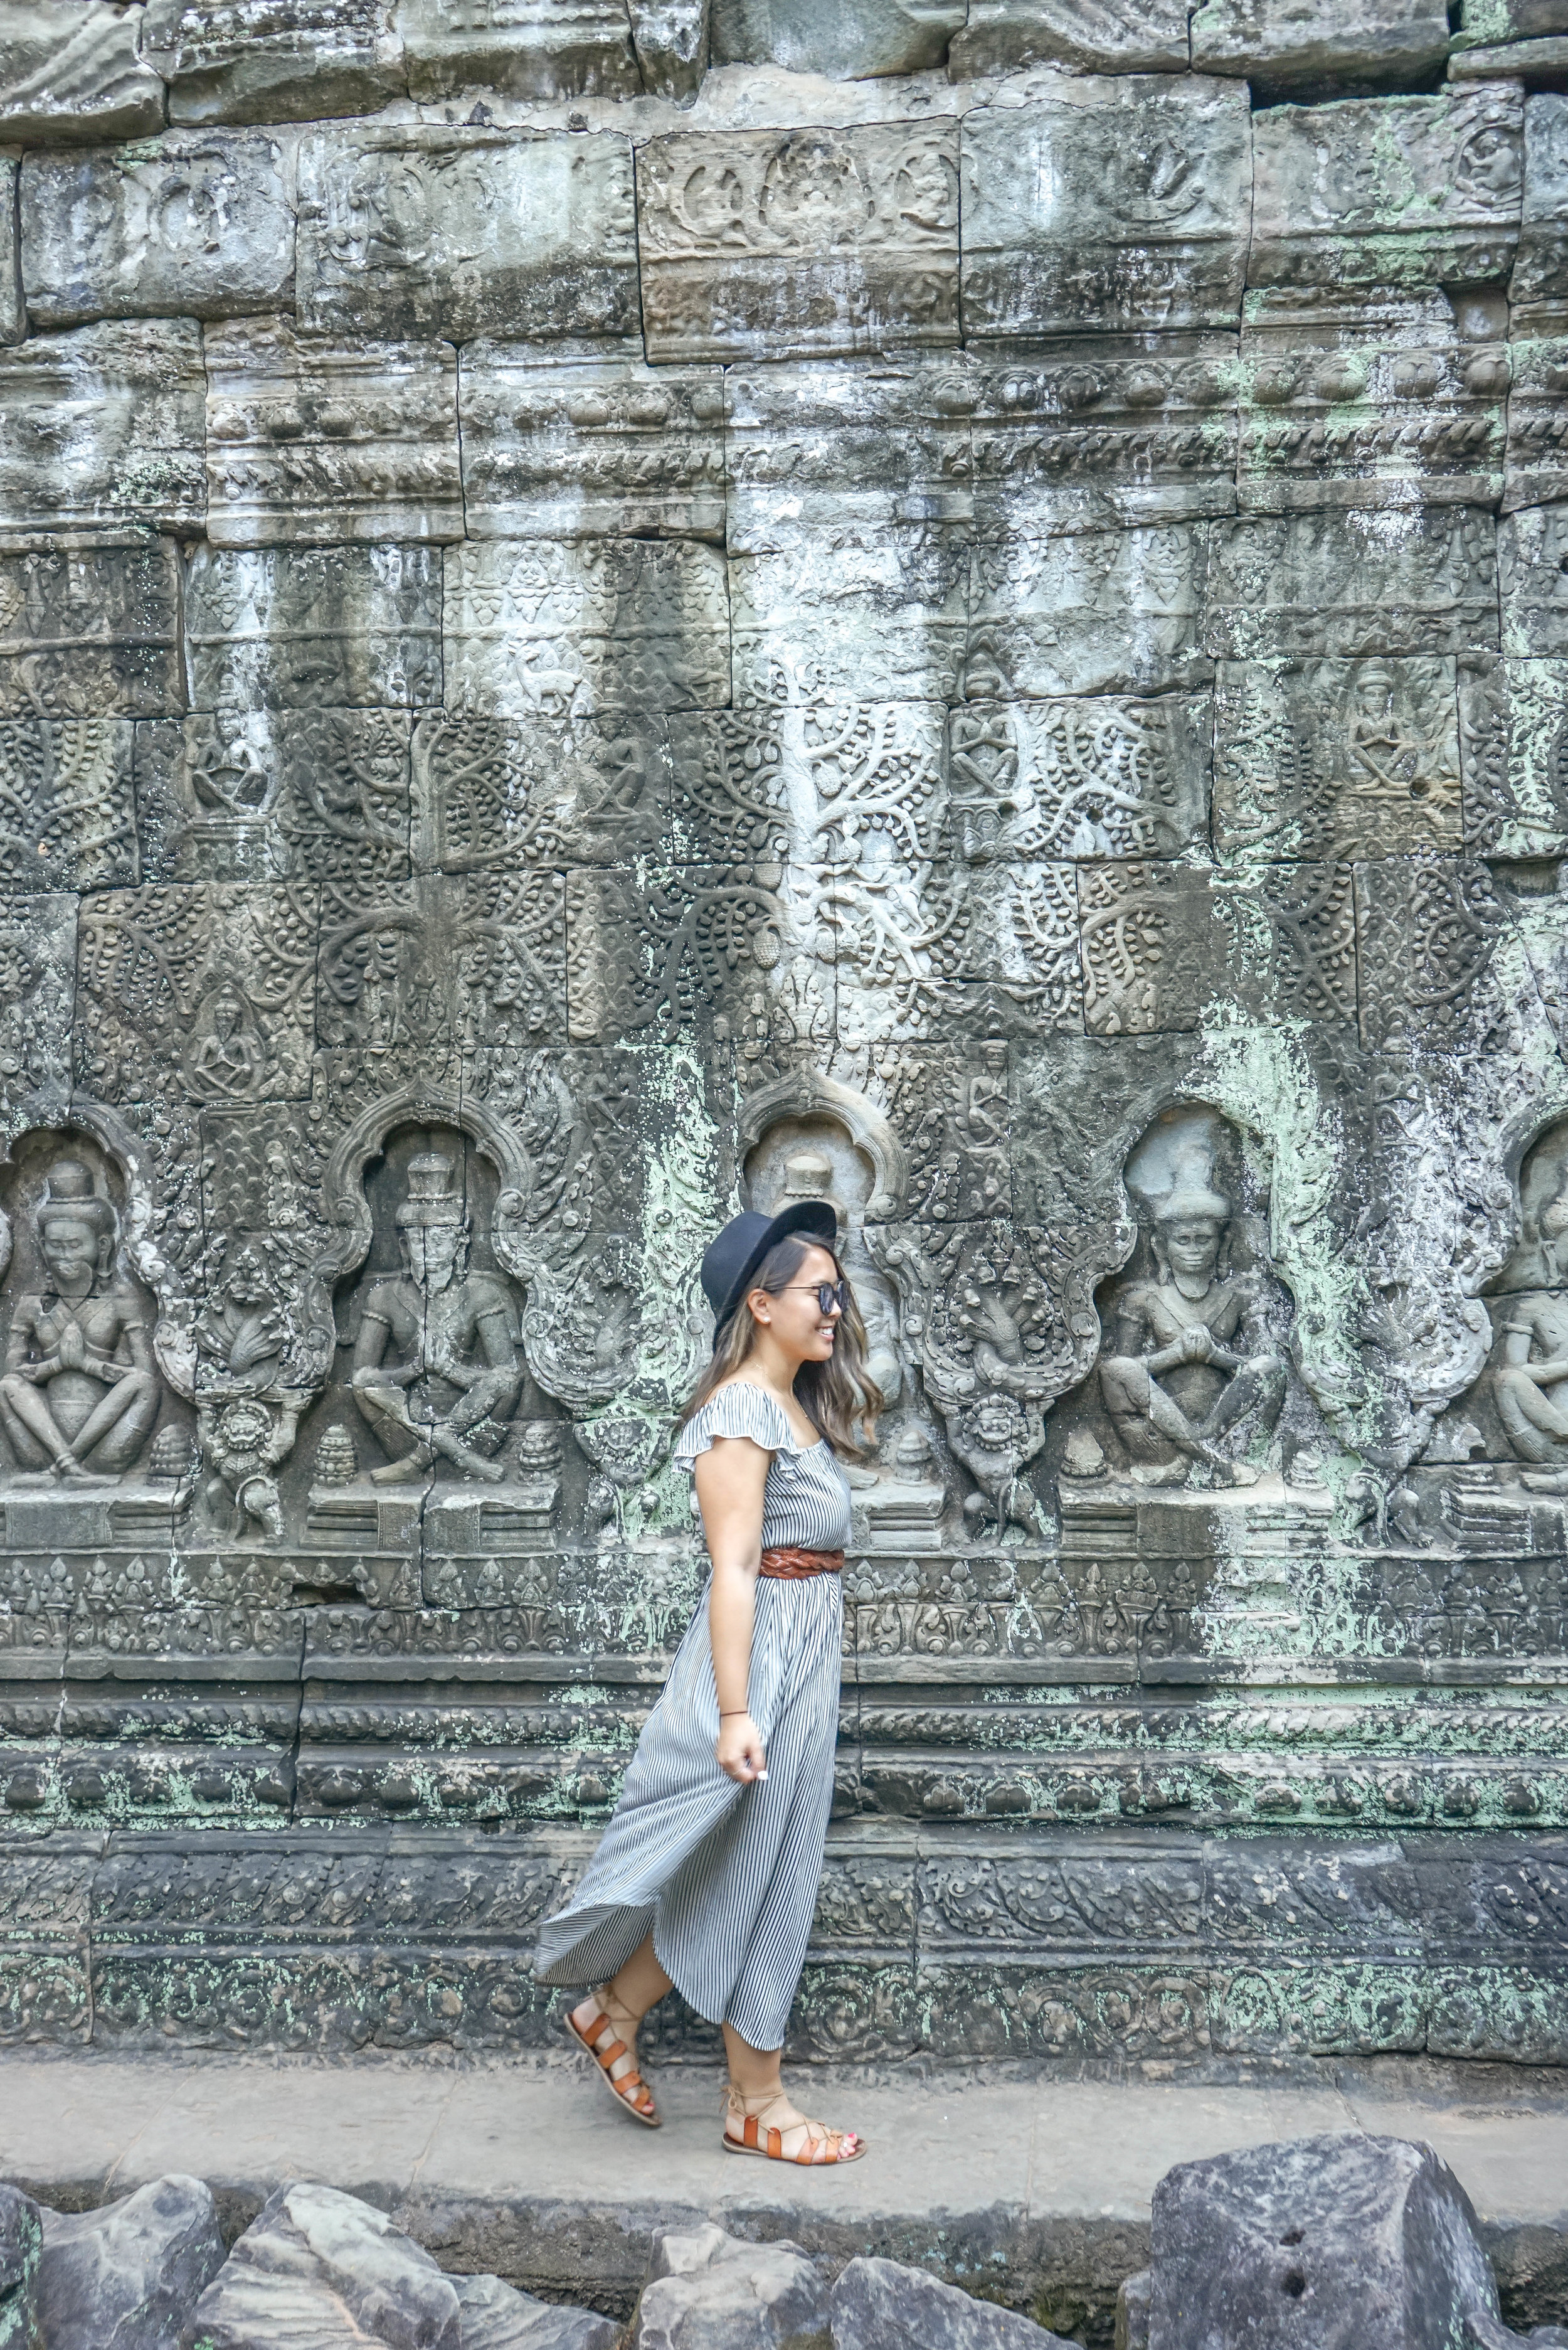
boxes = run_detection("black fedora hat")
[701,1200,837,1347]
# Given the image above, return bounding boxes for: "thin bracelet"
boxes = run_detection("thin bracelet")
[719,1709,750,1717]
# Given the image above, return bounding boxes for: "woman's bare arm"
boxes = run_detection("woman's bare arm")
[694,1432,771,1785]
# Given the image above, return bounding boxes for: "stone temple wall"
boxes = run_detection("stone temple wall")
[1,0,1567,2067]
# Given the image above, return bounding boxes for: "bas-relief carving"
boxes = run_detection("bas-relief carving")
[1213,658,1461,863]
[635,123,961,366]
[21,133,297,329]
[0,322,207,545]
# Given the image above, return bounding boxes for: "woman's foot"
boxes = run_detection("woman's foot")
[721,2083,864,2164]
[566,1986,660,2127]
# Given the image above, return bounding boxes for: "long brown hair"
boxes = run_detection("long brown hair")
[677,1233,883,1459]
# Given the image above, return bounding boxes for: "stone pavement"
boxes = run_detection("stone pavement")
[3,2054,1567,2344]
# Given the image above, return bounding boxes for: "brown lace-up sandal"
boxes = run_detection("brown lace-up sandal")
[565,1992,660,2127]
[721,2084,864,2164]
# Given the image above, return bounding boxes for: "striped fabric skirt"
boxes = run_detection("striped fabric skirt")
[532,1571,842,2052]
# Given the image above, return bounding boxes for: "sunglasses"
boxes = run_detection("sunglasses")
[781,1281,848,1314]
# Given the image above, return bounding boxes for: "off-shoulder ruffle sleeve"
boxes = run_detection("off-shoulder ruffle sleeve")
[672,1383,805,1469]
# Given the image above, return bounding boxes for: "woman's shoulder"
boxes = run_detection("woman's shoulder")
[672,1381,815,1464]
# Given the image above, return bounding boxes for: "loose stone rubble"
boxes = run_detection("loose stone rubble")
[0,0,1567,2078]
[36,2175,225,2350]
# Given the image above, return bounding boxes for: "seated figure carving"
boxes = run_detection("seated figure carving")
[1099,1168,1285,1489]
[0,1159,161,1486]
[351,1152,523,1486]
[1488,1152,1568,1486]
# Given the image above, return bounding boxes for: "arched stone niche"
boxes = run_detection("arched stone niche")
[1057,1102,1293,1494]
[0,1121,194,1529]
[1472,1115,1568,1486]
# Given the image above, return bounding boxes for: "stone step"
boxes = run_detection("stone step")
[3,2054,1565,2348]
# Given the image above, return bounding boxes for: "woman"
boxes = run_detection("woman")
[533,1198,879,2165]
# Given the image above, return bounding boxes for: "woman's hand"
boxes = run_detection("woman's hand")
[716,1712,766,1784]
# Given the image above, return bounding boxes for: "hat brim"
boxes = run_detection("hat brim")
[713,1199,838,1342]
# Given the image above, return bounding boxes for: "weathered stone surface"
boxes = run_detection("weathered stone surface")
[0,2185,41,2350]
[0,3,164,143]
[186,2181,462,2349]
[831,2256,1079,2350]
[633,2226,830,2350]
[460,346,724,541]
[184,544,443,710]
[0,320,204,543]
[1505,335,1567,510]
[454,2273,620,2350]
[1190,0,1449,94]
[1250,88,1524,299]
[0,540,183,717]
[140,0,405,125]
[1145,2134,1508,2350]
[36,2172,223,2349]
[1513,95,1568,316]
[1453,0,1568,45]
[398,0,638,98]
[0,719,137,888]
[21,131,295,327]
[135,706,411,884]
[972,347,1237,537]
[1501,506,1568,655]
[948,694,1210,862]
[733,522,967,704]
[295,127,638,343]
[1459,652,1568,856]
[1237,338,1507,513]
[1204,510,1498,659]
[961,78,1251,343]
[727,358,972,540]
[204,321,461,548]
[948,0,1188,79]
[1214,657,1461,860]
[636,121,959,364]
[445,538,728,715]
[711,0,964,78]
[970,523,1209,701]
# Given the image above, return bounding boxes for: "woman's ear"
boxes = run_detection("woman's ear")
[747,1287,771,1326]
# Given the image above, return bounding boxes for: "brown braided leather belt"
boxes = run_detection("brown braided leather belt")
[758,1546,844,1580]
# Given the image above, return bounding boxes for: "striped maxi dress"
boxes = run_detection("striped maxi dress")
[532,1381,852,2051]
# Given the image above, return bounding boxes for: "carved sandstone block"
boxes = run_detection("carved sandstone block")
[459,346,724,541]
[0,3,164,142]
[0,720,136,890]
[1458,652,1568,856]
[947,695,1211,863]
[134,708,413,886]
[22,132,295,328]
[0,321,204,544]
[295,126,637,343]
[184,545,442,711]
[75,883,317,1102]
[0,893,75,1125]
[1512,94,1568,315]
[972,346,1237,537]
[1238,338,1507,512]
[1353,851,1508,1049]
[636,122,960,364]
[1214,657,1462,861]
[566,861,801,1042]
[1190,0,1449,93]
[140,0,405,125]
[445,538,729,715]
[1501,505,1568,654]
[1204,510,1498,659]
[961,78,1252,343]
[670,701,945,871]
[204,321,461,548]
[1079,855,1360,1031]
[411,708,671,869]
[711,0,963,78]
[948,0,1189,78]
[1505,336,1568,511]
[725,359,973,542]
[399,0,640,98]
[0,540,182,718]
[627,0,709,98]
[731,524,968,706]
[969,523,1210,701]
[315,870,568,1059]
[1249,87,1525,296]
